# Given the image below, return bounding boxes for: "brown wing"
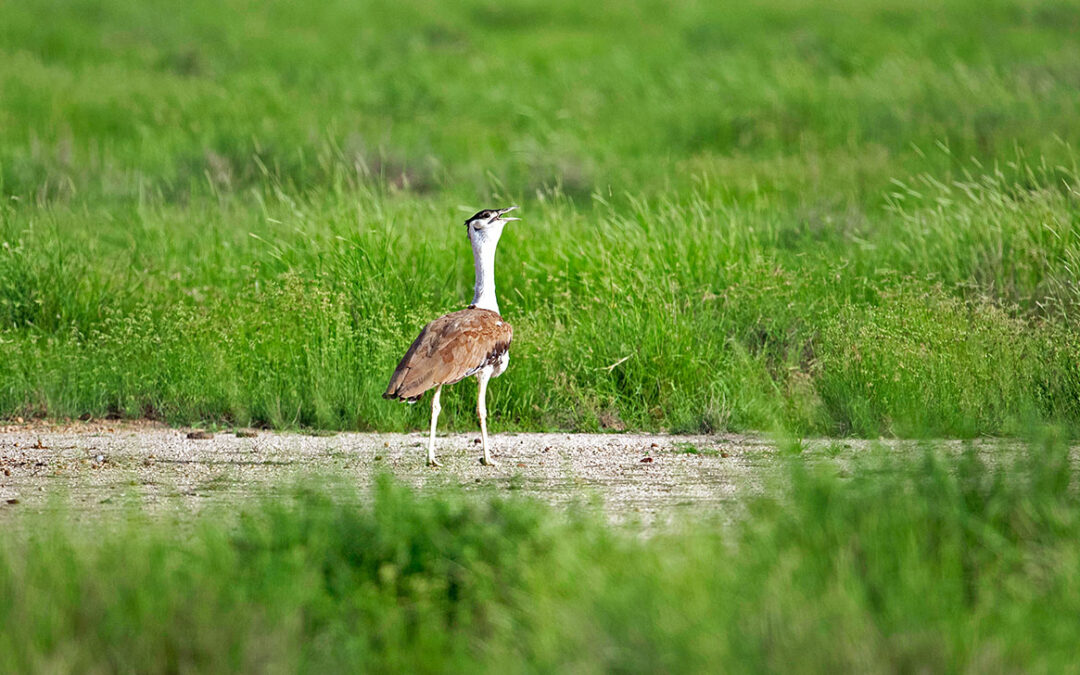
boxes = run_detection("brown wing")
[383,308,513,402]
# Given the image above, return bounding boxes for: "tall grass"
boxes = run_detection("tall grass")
[2,435,1079,671]
[1,0,1079,434]
[0,178,1076,435]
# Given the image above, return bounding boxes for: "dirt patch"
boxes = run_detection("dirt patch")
[0,427,788,524]
[0,426,1030,526]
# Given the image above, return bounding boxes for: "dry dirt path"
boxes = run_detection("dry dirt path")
[0,422,1005,525]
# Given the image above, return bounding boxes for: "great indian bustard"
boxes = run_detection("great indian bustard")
[383,206,519,466]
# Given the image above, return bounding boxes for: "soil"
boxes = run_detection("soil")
[0,421,1020,526]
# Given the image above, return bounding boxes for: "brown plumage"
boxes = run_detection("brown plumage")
[384,307,513,403]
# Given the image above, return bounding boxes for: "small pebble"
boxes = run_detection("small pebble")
[187,431,214,440]
[640,456,654,463]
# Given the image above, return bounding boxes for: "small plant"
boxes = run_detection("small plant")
[672,442,719,457]
[779,437,809,456]
[507,472,526,491]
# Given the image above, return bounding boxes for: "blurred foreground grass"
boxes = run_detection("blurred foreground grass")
[2,433,1078,671]
[1,0,1079,434]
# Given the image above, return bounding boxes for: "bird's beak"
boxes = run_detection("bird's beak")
[497,205,521,221]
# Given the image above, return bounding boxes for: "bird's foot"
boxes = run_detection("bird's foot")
[479,456,498,467]
[427,457,442,468]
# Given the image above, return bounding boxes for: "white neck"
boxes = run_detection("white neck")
[469,227,502,314]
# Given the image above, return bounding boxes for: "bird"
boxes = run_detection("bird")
[383,206,519,466]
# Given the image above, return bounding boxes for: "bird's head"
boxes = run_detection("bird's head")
[465,206,519,244]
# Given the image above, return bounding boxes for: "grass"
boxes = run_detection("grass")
[1,434,1078,671]
[671,441,720,456]
[1,0,1079,435]
[6,4,1080,666]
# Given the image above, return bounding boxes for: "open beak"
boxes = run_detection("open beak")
[497,205,521,221]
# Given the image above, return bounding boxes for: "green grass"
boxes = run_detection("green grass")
[2,435,1079,671]
[1,0,1079,435]
[671,441,720,456]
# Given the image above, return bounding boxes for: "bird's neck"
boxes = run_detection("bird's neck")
[470,234,500,314]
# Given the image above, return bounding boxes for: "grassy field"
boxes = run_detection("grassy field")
[5,3,1080,668]
[1,431,1077,671]
[1,0,1079,435]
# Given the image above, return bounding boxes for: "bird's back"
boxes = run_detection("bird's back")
[383,307,513,402]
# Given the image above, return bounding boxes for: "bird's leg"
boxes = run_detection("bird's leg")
[477,371,496,466]
[427,385,442,467]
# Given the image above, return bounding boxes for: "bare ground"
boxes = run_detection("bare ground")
[0,421,1024,525]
